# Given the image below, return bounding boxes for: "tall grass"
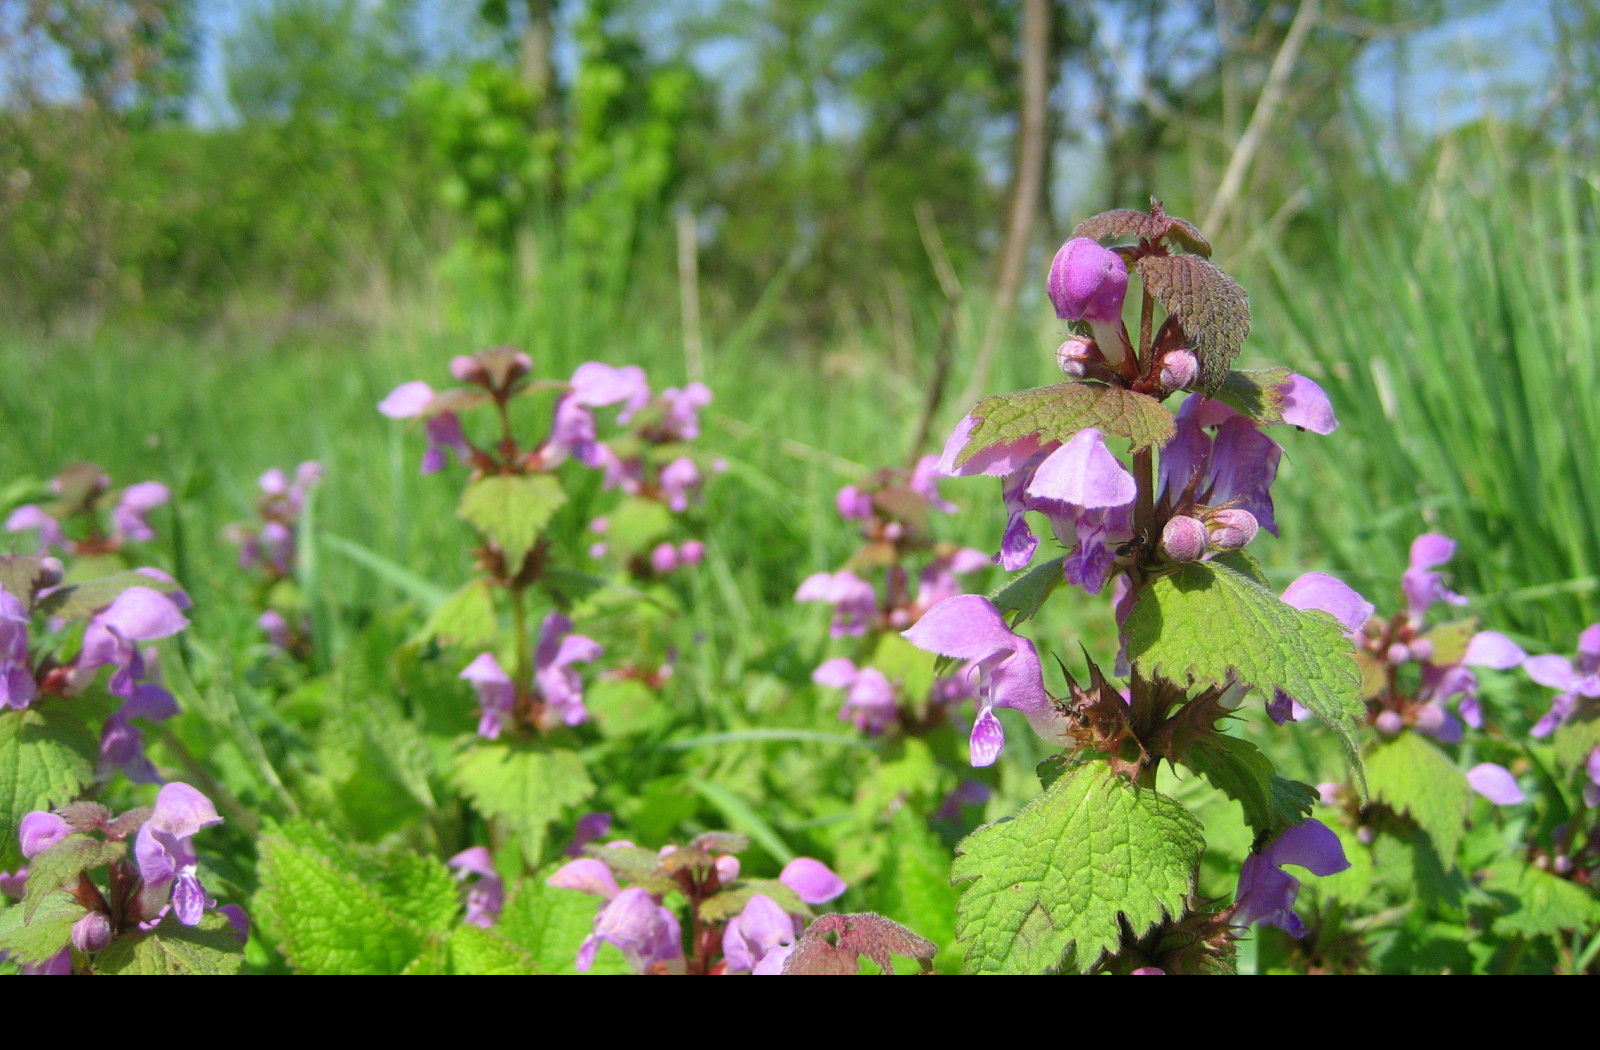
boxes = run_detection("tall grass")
[1256,150,1600,649]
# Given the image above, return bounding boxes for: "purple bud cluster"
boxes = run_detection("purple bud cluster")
[5,464,170,557]
[225,461,322,655]
[460,612,602,738]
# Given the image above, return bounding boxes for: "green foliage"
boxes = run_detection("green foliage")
[457,473,568,569]
[1178,732,1314,837]
[1135,255,1250,393]
[418,580,500,650]
[24,836,124,922]
[0,704,109,871]
[987,555,1067,628]
[453,742,595,867]
[1365,733,1472,863]
[870,806,961,973]
[950,760,1203,974]
[445,922,540,975]
[35,570,188,622]
[97,912,248,975]
[496,877,631,975]
[955,382,1175,466]
[254,819,459,975]
[1212,368,1292,425]
[1125,552,1367,793]
[1482,858,1600,939]
[0,891,85,966]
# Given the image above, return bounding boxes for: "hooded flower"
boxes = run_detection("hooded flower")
[902,594,1066,766]
[112,482,170,544]
[448,847,506,929]
[134,782,223,926]
[795,571,878,637]
[1527,623,1600,737]
[1232,819,1349,936]
[723,893,795,973]
[71,587,190,698]
[460,614,602,737]
[378,381,473,474]
[1,588,36,711]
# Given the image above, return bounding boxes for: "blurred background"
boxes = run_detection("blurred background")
[0,0,1596,646]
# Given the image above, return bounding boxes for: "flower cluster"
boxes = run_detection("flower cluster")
[224,462,322,654]
[548,832,845,975]
[6,463,170,557]
[460,613,602,737]
[4,784,242,973]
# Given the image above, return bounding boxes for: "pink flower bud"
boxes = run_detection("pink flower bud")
[678,540,705,565]
[1048,238,1128,324]
[1206,508,1259,550]
[1055,336,1099,377]
[71,911,112,953]
[1375,710,1403,736]
[1386,643,1411,665]
[1158,349,1199,390]
[1161,515,1208,562]
[650,543,679,574]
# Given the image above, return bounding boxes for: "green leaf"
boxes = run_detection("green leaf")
[1135,254,1250,393]
[1315,821,1375,908]
[416,580,500,650]
[871,807,960,973]
[1178,732,1313,836]
[1124,554,1366,794]
[0,889,83,965]
[454,742,595,868]
[24,835,123,922]
[1211,368,1290,425]
[498,878,631,975]
[950,761,1203,974]
[253,820,459,974]
[0,705,106,871]
[97,912,247,975]
[601,495,675,557]
[700,879,808,923]
[1553,713,1600,771]
[35,570,188,622]
[954,382,1174,467]
[457,473,567,569]
[0,554,45,603]
[1365,733,1472,863]
[447,923,541,975]
[867,635,937,720]
[987,555,1066,628]
[1482,857,1600,938]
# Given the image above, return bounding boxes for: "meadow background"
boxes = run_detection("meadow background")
[0,0,1597,973]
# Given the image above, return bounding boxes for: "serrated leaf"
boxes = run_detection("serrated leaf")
[1071,208,1211,255]
[1482,858,1600,938]
[872,807,960,972]
[498,878,631,975]
[955,382,1175,467]
[454,742,595,867]
[1553,713,1600,770]
[254,820,459,974]
[950,761,1202,974]
[457,473,567,569]
[36,571,187,622]
[0,705,106,871]
[602,495,674,557]
[24,835,122,922]
[96,912,246,974]
[0,554,44,603]
[0,889,83,965]
[1365,733,1472,863]
[447,923,540,974]
[1211,368,1290,425]
[699,879,807,923]
[1178,732,1313,836]
[1420,619,1478,667]
[1136,255,1250,393]
[987,555,1066,628]
[1124,556,1366,794]
[417,580,499,649]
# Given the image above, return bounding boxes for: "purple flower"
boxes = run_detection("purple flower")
[5,505,65,551]
[795,571,878,637]
[571,363,652,423]
[902,594,1066,766]
[1049,239,1128,324]
[20,811,73,858]
[835,485,874,522]
[658,382,712,440]
[565,812,614,858]
[1273,573,1376,725]
[99,680,180,784]
[813,658,899,735]
[779,857,846,904]
[1401,533,1468,626]
[1466,763,1524,806]
[913,547,991,615]
[71,587,189,698]
[1232,819,1349,936]
[112,482,169,544]
[460,615,602,737]
[134,782,223,926]
[1023,429,1137,592]
[659,456,702,512]
[1527,624,1600,737]
[908,455,956,514]
[723,893,796,973]
[584,887,683,973]
[0,588,36,711]
[378,382,472,474]
[448,847,505,928]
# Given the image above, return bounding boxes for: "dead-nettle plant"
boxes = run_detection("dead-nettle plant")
[380,347,714,868]
[908,201,1367,975]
